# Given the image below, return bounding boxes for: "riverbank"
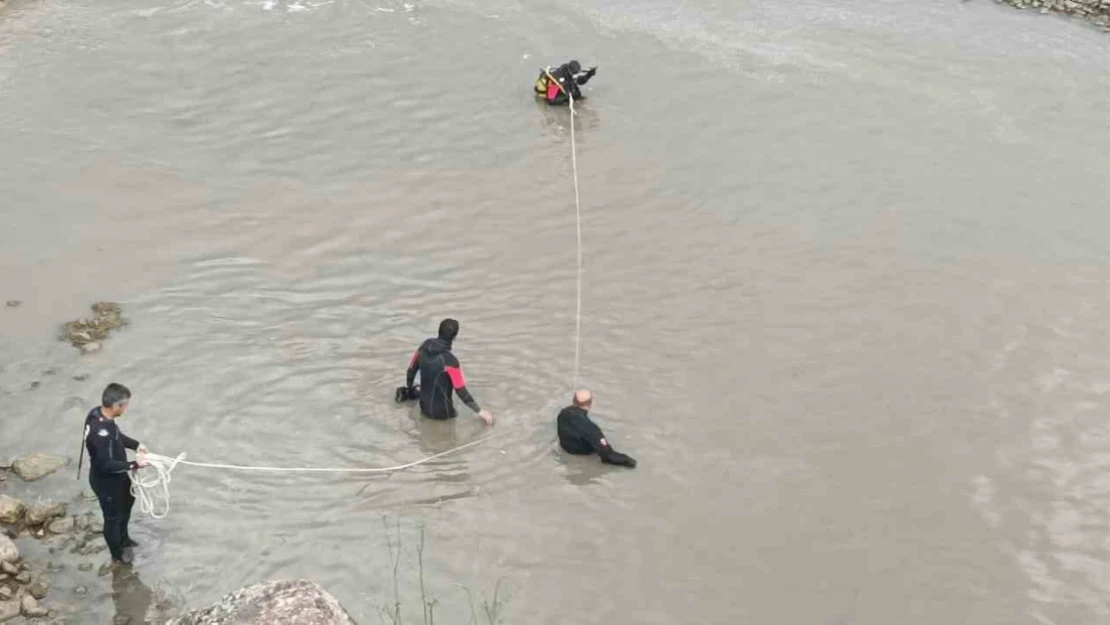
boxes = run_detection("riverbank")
[999,0,1110,28]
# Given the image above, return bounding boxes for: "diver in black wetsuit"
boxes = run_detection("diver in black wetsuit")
[83,383,150,566]
[399,318,494,425]
[557,389,636,467]
[535,60,598,105]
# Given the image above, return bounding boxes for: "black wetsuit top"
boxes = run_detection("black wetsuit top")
[406,338,481,420]
[557,406,636,467]
[84,408,140,481]
[543,64,595,105]
[84,407,141,561]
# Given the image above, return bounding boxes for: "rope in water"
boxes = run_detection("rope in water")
[568,87,584,389]
[130,76,586,520]
[131,437,492,519]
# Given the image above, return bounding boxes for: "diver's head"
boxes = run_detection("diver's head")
[567,60,582,75]
[101,382,132,418]
[572,389,593,410]
[438,318,460,342]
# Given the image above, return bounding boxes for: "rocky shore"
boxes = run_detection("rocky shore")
[1,454,84,623]
[998,0,1110,28]
[1,455,358,624]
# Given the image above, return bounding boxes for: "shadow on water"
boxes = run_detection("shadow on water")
[112,567,154,625]
[555,448,611,486]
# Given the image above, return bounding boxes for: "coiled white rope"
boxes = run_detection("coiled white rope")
[130,437,492,519]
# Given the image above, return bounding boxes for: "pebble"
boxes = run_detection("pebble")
[73,373,90,381]
[29,381,40,389]
[47,562,64,573]
[4,301,20,308]
[0,587,10,600]
[75,585,88,595]
[77,563,92,572]
[15,571,30,584]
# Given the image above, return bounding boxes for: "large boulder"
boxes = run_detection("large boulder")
[0,496,24,524]
[168,580,356,625]
[0,534,17,563]
[25,502,66,527]
[11,455,68,482]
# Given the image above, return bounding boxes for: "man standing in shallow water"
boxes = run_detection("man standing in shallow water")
[557,390,636,467]
[401,318,495,425]
[84,383,149,566]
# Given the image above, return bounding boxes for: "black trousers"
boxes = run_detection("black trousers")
[90,475,134,561]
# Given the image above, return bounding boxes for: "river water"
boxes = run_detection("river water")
[2,0,1110,623]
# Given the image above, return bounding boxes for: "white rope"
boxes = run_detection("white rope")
[568,90,583,389]
[130,437,491,519]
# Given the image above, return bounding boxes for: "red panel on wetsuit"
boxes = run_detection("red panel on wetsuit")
[409,351,420,367]
[445,366,466,389]
[547,82,560,101]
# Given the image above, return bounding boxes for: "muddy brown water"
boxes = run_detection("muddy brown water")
[3,0,1110,623]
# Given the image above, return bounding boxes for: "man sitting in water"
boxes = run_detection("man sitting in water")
[399,318,494,425]
[557,390,636,467]
[534,60,598,106]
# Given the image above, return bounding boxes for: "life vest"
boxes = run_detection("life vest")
[535,68,566,103]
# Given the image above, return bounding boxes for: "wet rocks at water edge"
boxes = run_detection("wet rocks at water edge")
[168,580,357,625]
[0,535,17,564]
[24,502,66,528]
[997,0,1110,28]
[21,594,48,618]
[0,498,24,526]
[61,301,128,353]
[10,454,68,482]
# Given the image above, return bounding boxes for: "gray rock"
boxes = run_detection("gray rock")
[77,543,105,556]
[75,586,88,596]
[14,571,29,584]
[0,589,9,600]
[0,563,16,576]
[0,598,19,623]
[47,517,74,535]
[77,564,93,572]
[21,594,48,618]
[4,301,20,308]
[79,342,102,355]
[0,496,25,524]
[28,573,49,599]
[88,518,103,533]
[25,502,66,527]
[73,373,90,381]
[0,535,17,564]
[167,580,357,625]
[73,515,88,531]
[11,455,68,482]
[79,490,97,503]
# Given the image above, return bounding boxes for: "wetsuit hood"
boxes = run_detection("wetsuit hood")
[424,337,453,355]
